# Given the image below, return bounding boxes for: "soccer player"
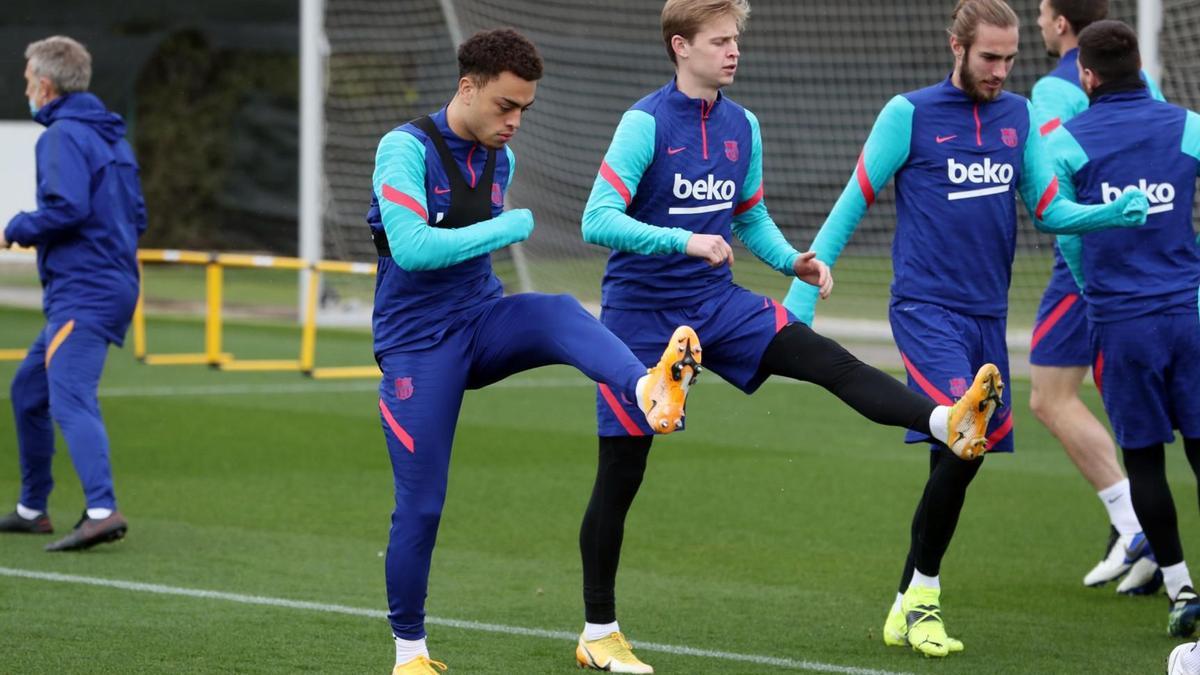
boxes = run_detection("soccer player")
[0,36,144,551]
[1030,0,1162,594]
[782,0,1148,658]
[576,1,1004,671]
[1047,19,1200,638]
[369,29,703,674]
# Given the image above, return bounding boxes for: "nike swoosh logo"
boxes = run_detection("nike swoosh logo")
[433,186,450,194]
[667,146,686,155]
[1107,496,1122,504]
[936,135,957,144]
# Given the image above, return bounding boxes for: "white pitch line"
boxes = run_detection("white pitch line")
[0,567,909,675]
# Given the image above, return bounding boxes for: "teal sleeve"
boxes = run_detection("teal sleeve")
[1143,71,1166,102]
[1056,234,1086,291]
[505,146,517,188]
[373,130,533,272]
[1020,101,1148,234]
[730,109,800,274]
[581,110,693,255]
[1030,76,1088,132]
[1185,111,1200,248]
[782,95,914,324]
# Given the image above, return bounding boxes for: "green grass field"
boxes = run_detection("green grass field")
[0,304,1195,674]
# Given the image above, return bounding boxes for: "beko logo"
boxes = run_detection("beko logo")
[1102,179,1175,215]
[945,158,1014,200]
[670,173,736,215]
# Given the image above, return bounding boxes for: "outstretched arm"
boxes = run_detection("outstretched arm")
[782,95,914,324]
[374,130,533,272]
[1020,101,1147,235]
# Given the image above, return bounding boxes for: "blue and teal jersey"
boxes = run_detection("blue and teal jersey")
[782,76,1147,324]
[1049,89,1200,323]
[1031,48,1165,299]
[367,107,531,356]
[582,79,799,310]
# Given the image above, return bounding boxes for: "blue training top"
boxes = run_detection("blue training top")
[4,93,146,345]
[782,75,1148,324]
[1031,48,1165,298]
[1049,87,1200,323]
[582,79,800,310]
[368,107,529,356]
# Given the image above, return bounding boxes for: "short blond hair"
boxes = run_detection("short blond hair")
[948,0,1019,50]
[25,35,92,94]
[661,0,750,64]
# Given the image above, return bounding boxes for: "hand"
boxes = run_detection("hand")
[1114,189,1148,227]
[792,251,832,299]
[509,208,535,241]
[684,233,734,268]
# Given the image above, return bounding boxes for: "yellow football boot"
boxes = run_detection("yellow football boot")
[946,363,1003,460]
[576,632,654,673]
[637,325,701,434]
[392,655,447,674]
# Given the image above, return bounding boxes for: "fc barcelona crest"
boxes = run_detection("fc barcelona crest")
[1001,128,1018,148]
[491,183,504,206]
[725,140,739,162]
[395,377,414,401]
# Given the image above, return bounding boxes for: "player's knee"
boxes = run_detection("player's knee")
[393,492,445,530]
[10,370,45,417]
[1028,386,1060,424]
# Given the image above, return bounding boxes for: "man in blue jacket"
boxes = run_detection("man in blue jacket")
[1048,19,1200,637]
[0,36,145,551]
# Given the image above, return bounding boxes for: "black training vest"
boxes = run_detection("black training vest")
[373,116,498,258]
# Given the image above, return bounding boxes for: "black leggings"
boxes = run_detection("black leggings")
[897,446,986,592]
[1121,438,1200,568]
[580,323,943,622]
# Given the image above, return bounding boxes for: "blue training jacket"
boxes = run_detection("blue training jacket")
[582,79,800,310]
[782,76,1148,324]
[1049,88,1200,323]
[1031,48,1165,298]
[367,107,526,356]
[4,92,146,345]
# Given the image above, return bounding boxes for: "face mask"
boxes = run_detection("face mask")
[28,98,39,117]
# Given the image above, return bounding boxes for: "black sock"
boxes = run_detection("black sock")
[1124,443,1184,567]
[760,323,936,435]
[580,435,653,624]
[899,446,985,590]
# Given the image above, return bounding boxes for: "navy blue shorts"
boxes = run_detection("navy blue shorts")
[890,300,1014,453]
[1030,269,1090,367]
[596,284,794,437]
[1092,312,1200,448]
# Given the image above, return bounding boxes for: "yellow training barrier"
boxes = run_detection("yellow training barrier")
[133,249,231,367]
[302,260,380,380]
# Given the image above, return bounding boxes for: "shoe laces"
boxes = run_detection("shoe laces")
[908,603,944,627]
[417,656,447,673]
[604,632,639,661]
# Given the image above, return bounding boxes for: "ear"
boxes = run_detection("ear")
[671,34,690,60]
[1054,15,1069,36]
[457,76,476,104]
[949,34,965,60]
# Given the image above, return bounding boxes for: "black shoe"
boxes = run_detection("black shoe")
[0,510,53,534]
[45,511,127,552]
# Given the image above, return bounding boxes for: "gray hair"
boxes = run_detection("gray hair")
[25,36,92,94]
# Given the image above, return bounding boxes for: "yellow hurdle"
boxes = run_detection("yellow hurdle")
[133,250,225,366]
[303,260,379,380]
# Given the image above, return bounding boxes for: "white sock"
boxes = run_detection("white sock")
[583,621,620,641]
[928,406,950,445]
[1181,639,1200,671]
[1097,479,1141,536]
[395,636,429,665]
[1164,562,1194,600]
[86,507,113,520]
[911,570,940,590]
[891,592,903,613]
[16,503,42,520]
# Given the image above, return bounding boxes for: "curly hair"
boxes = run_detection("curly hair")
[457,28,543,85]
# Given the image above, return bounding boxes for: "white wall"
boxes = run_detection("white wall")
[0,121,44,222]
